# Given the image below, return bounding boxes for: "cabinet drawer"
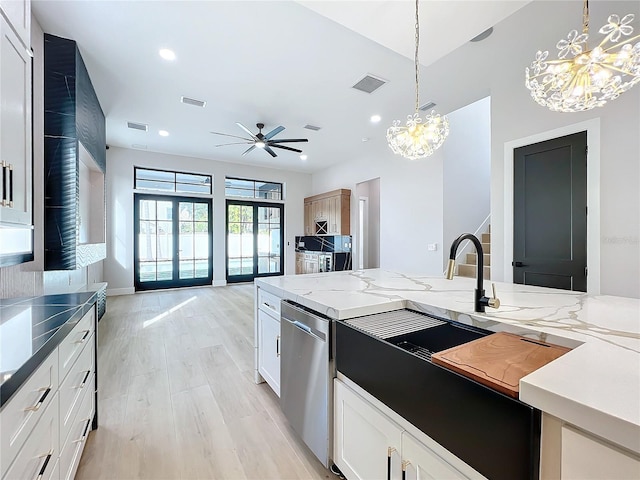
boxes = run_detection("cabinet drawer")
[258,288,281,317]
[2,393,59,480]
[0,350,58,478]
[58,307,94,383]
[59,373,94,480]
[59,334,94,449]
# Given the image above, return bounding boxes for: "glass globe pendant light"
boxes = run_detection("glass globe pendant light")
[525,0,640,112]
[386,0,449,160]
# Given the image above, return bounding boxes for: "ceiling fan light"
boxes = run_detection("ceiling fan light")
[255,141,266,148]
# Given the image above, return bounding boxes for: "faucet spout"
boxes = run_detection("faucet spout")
[446,233,499,313]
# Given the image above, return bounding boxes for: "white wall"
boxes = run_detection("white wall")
[315,1,640,299]
[313,99,489,276]
[105,147,311,294]
[443,97,491,268]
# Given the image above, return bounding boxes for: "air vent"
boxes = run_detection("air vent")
[181,96,206,107]
[304,124,322,131]
[470,27,494,43]
[419,101,437,111]
[127,121,148,132]
[131,144,147,149]
[352,74,387,94]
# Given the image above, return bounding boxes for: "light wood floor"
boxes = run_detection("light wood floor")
[77,284,333,480]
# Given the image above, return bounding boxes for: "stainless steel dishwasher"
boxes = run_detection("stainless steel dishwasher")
[280,300,334,468]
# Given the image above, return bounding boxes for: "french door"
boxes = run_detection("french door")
[134,194,213,291]
[226,200,284,283]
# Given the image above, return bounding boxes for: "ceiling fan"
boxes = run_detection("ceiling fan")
[210,122,308,158]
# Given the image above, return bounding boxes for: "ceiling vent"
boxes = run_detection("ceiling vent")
[127,121,148,132]
[352,74,386,94]
[304,124,322,131]
[181,96,206,107]
[470,27,494,43]
[419,101,437,111]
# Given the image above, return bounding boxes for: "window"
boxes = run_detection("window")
[135,167,212,195]
[225,177,282,200]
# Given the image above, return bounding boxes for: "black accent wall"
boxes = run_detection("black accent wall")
[44,34,105,270]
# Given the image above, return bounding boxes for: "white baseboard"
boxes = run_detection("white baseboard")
[106,287,135,296]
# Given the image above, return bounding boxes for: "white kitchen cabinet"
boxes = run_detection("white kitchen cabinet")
[334,378,403,480]
[0,0,30,48]
[561,424,640,480]
[303,253,319,274]
[257,287,282,396]
[295,252,304,274]
[334,378,479,480]
[0,10,32,227]
[1,305,97,480]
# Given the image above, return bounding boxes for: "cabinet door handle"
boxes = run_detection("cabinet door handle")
[8,163,13,207]
[73,418,92,444]
[1,161,6,206]
[401,460,411,480]
[74,370,91,389]
[23,386,52,412]
[34,449,54,480]
[387,447,396,480]
[276,335,280,357]
[74,329,91,344]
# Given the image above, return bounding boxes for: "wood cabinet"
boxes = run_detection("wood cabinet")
[1,306,97,480]
[303,252,319,274]
[295,252,304,274]
[0,8,33,228]
[257,287,281,396]
[334,378,480,480]
[304,189,350,235]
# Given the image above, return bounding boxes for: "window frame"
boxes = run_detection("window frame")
[225,176,283,201]
[134,166,212,195]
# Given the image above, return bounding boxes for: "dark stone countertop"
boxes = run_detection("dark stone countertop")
[0,291,98,408]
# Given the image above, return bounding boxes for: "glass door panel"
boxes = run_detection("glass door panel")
[135,194,212,291]
[226,201,283,283]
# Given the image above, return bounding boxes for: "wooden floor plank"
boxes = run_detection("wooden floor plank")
[77,284,333,480]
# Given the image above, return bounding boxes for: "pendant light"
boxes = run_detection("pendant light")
[526,0,640,112]
[386,0,449,160]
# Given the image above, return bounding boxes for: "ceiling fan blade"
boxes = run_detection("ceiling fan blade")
[236,122,259,140]
[270,144,303,153]
[263,145,278,157]
[214,142,253,147]
[242,145,256,156]
[210,131,253,141]
[269,138,308,143]
[264,126,285,140]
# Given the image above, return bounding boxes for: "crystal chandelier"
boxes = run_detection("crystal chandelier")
[387,0,449,160]
[526,0,640,112]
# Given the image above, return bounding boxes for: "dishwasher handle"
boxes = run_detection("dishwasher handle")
[283,315,326,342]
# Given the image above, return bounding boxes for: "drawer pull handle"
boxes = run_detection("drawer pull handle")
[387,447,396,480]
[262,301,276,311]
[74,329,91,344]
[34,449,54,480]
[8,164,13,207]
[23,387,51,412]
[276,335,280,357]
[73,418,92,444]
[74,370,91,389]
[1,161,7,206]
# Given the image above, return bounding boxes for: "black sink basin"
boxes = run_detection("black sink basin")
[386,322,488,360]
[336,318,541,480]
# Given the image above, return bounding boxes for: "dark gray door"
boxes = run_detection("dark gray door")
[513,131,587,291]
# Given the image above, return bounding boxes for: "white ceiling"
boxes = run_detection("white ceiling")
[32,1,532,173]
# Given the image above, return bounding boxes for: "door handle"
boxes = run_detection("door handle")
[292,320,312,334]
[512,261,528,267]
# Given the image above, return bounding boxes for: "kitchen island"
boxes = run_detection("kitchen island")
[254,269,640,478]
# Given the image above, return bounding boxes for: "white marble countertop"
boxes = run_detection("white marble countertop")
[256,269,640,454]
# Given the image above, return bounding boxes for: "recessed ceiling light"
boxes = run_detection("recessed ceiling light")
[159,49,176,61]
[300,154,308,161]
[362,137,370,142]
[370,114,381,123]
[159,130,169,137]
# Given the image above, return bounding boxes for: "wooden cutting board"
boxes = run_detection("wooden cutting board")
[431,332,571,398]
